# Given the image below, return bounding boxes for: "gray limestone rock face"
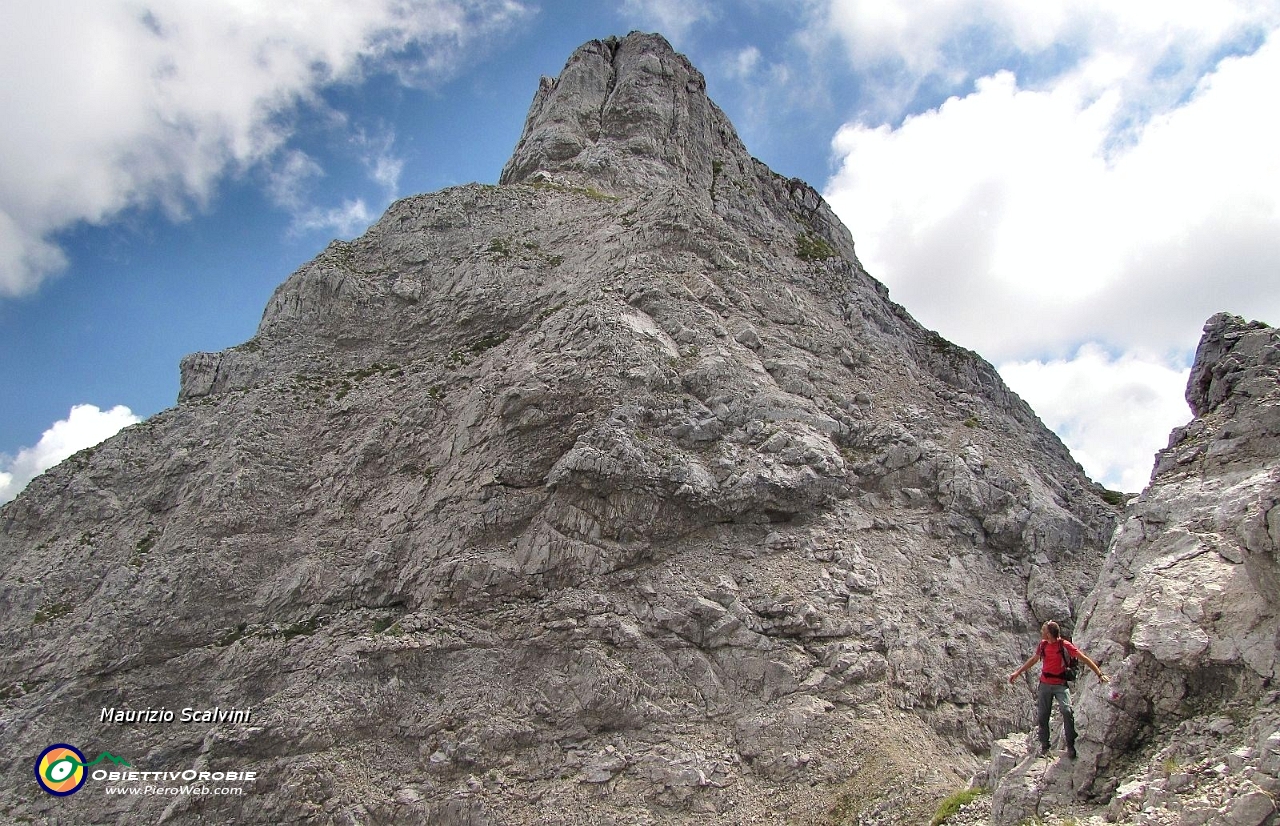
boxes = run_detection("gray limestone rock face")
[501,33,739,198]
[0,32,1118,825]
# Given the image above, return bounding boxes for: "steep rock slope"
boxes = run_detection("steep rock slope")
[989,313,1280,825]
[1,33,1116,825]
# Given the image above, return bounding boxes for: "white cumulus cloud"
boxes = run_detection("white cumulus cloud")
[999,346,1192,492]
[266,150,326,211]
[823,11,1280,489]
[621,0,715,44]
[826,36,1280,361]
[292,199,376,239]
[0,0,528,297]
[358,130,406,199]
[727,46,762,79]
[0,404,141,505]
[819,0,1278,118]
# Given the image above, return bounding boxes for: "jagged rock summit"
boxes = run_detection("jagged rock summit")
[500,32,740,193]
[2,33,1118,825]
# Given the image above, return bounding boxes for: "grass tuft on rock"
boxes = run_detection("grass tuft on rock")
[796,231,838,262]
[930,786,986,825]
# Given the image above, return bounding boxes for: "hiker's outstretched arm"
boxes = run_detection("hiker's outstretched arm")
[1078,651,1110,682]
[1008,652,1040,684]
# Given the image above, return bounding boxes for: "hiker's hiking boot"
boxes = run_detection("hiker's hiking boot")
[1067,746,1078,760]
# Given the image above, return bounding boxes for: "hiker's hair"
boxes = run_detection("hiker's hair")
[1044,620,1061,639]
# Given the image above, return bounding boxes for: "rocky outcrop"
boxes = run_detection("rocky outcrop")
[499,33,732,195]
[989,313,1280,825]
[0,33,1117,825]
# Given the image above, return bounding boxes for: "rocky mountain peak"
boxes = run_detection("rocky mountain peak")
[2,32,1125,826]
[1140,312,1280,484]
[499,32,748,194]
[1186,312,1279,418]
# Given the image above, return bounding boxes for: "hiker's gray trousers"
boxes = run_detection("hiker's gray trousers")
[1037,683,1076,750]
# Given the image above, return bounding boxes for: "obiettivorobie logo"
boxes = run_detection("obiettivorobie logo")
[35,744,130,796]
[35,742,257,798]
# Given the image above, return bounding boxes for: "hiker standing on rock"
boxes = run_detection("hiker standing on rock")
[1008,620,1110,759]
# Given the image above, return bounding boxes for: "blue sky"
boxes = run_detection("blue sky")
[3,0,1279,501]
